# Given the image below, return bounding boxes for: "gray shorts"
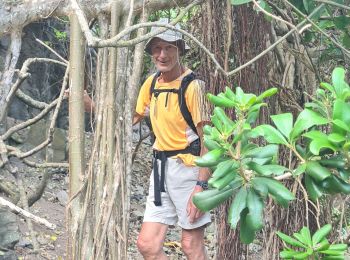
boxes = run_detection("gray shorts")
[143,157,211,230]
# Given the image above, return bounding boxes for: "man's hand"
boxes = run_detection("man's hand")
[187,185,205,224]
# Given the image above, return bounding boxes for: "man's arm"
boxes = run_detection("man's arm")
[187,122,211,224]
[133,113,144,125]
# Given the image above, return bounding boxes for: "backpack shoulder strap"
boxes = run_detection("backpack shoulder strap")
[178,72,198,135]
[150,71,162,96]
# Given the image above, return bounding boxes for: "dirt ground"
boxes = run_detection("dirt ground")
[10,139,215,260]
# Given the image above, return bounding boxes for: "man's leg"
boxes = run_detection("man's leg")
[137,222,168,260]
[181,226,207,260]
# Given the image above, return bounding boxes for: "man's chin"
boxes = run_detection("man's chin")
[156,66,172,73]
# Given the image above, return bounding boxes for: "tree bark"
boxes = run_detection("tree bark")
[68,13,85,260]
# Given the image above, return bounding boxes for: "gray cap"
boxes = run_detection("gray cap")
[144,18,190,56]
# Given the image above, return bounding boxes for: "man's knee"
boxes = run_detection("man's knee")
[137,235,163,256]
[181,234,202,256]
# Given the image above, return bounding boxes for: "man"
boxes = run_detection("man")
[134,19,211,260]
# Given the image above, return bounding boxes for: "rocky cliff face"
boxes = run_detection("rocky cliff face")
[1,19,69,127]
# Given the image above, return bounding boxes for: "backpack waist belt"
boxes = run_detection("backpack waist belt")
[152,139,201,206]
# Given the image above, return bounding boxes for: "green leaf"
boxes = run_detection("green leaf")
[242,144,278,159]
[333,16,350,30]
[228,187,248,229]
[305,161,331,182]
[342,33,350,49]
[230,0,252,5]
[193,186,233,212]
[327,244,348,251]
[291,109,328,140]
[239,208,256,244]
[251,125,288,145]
[319,249,345,256]
[280,249,300,259]
[333,100,350,126]
[195,148,224,167]
[293,163,306,177]
[276,231,307,248]
[300,227,312,247]
[312,224,332,246]
[328,133,346,143]
[256,88,278,102]
[293,248,313,259]
[246,189,264,231]
[303,131,337,155]
[251,178,269,198]
[332,67,347,98]
[254,177,295,207]
[320,82,335,95]
[305,174,323,201]
[333,119,350,134]
[271,113,293,140]
[248,162,288,176]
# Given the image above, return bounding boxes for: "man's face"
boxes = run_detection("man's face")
[150,39,180,73]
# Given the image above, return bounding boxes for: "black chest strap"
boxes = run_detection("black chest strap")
[150,71,198,135]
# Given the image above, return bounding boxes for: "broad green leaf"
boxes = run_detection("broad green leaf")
[303,131,337,155]
[312,224,332,246]
[333,16,350,30]
[309,138,337,155]
[327,244,348,251]
[305,174,323,201]
[280,249,300,258]
[242,144,278,158]
[256,88,278,102]
[254,177,295,207]
[246,189,264,231]
[333,119,350,132]
[248,162,288,176]
[251,125,288,145]
[303,0,315,13]
[332,67,347,98]
[239,208,255,244]
[271,113,293,140]
[276,231,307,248]
[228,187,248,229]
[333,100,350,125]
[291,109,328,140]
[305,161,331,182]
[230,0,252,5]
[193,186,233,212]
[320,82,335,95]
[293,163,306,177]
[328,133,346,143]
[292,248,313,259]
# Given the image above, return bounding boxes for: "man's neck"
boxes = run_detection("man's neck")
[159,65,185,83]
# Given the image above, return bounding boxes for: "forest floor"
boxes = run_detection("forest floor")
[8,137,217,260]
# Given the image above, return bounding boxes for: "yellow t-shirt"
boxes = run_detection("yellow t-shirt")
[136,69,207,166]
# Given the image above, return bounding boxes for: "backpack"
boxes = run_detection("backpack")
[149,71,198,135]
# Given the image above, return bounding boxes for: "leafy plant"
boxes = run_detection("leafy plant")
[277,224,348,259]
[193,67,350,245]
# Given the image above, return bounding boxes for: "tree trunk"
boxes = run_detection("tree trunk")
[68,13,86,259]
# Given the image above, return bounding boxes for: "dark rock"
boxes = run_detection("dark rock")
[0,250,17,260]
[0,208,20,250]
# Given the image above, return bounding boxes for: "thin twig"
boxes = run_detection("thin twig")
[35,38,68,64]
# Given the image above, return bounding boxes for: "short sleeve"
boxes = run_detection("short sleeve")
[185,79,210,127]
[135,75,154,116]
